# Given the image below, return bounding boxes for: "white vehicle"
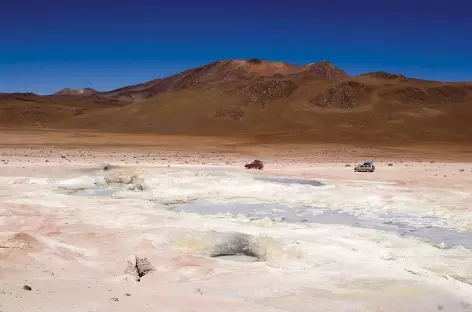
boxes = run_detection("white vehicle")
[354,162,375,172]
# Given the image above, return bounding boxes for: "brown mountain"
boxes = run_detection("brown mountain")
[54,88,98,96]
[103,59,348,101]
[0,92,124,127]
[1,59,472,144]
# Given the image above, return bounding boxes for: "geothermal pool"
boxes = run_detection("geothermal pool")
[1,165,472,311]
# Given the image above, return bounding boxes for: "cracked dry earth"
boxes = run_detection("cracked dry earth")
[0,159,472,312]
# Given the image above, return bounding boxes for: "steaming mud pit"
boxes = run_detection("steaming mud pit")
[1,163,472,312]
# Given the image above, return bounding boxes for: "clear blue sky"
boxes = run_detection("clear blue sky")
[1,0,471,94]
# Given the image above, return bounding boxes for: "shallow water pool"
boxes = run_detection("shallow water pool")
[173,200,472,249]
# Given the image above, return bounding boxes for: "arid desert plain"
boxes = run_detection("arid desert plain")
[0,131,471,312]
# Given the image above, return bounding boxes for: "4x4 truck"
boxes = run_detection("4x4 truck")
[245,159,264,170]
[354,162,375,172]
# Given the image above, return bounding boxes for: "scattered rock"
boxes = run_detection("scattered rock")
[124,255,139,281]
[2,232,43,251]
[103,164,118,171]
[124,255,154,282]
[136,257,154,277]
[388,163,393,166]
[209,232,262,261]
[404,269,421,276]
[215,107,246,121]
[232,80,298,107]
[105,172,138,184]
[22,285,32,291]
[311,81,371,108]
[459,169,465,172]
[128,184,144,191]
[110,297,119,302]
[124,293,131,297]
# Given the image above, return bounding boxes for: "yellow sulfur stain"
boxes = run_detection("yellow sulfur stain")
[401,287,425,297]
[176,238,205,252]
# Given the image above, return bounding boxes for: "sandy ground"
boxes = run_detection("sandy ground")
[1,133,472,312]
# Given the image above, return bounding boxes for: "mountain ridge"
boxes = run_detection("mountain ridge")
[100,59,349,101]
[53,87,98,96]
[1,58,472,144]
[44,59,460,99]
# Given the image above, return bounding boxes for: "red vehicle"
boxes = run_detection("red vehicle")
[245,159,264,170]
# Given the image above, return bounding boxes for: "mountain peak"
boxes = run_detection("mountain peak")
[302,60,349,80]
[306,60,333,67]
[215,59,295,76]
[245,58,264,64]
[213,58,348,79]
[105,59,349,101]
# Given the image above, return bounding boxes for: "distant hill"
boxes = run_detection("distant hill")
[54,88,98,96]
[1,59,472,143]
